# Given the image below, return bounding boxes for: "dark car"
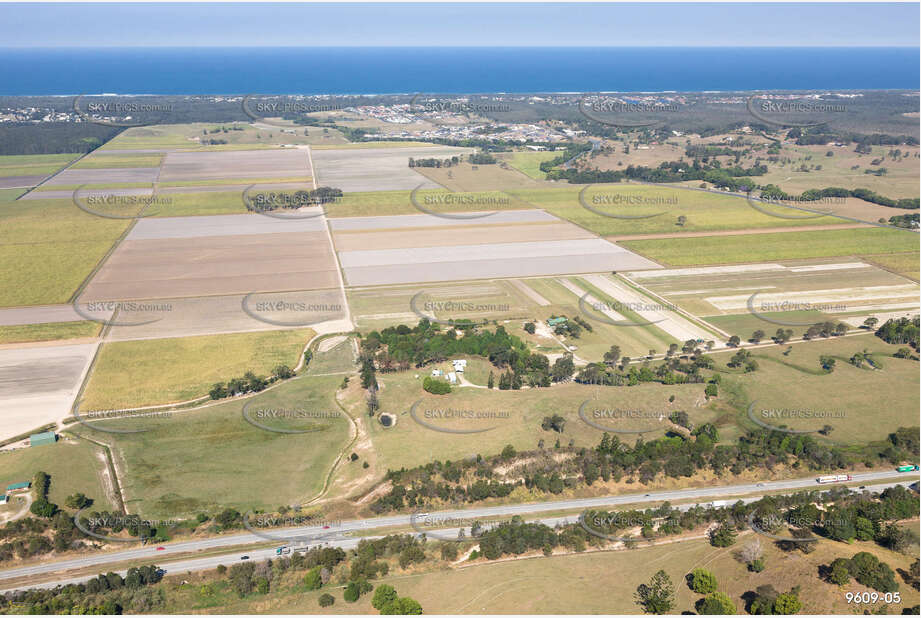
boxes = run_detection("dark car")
[240,555,250,560]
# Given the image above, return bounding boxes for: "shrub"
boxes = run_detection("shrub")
[422,376,451,395]
[318,593,335,607]
[304,567,322,591]
[690,568,718,594]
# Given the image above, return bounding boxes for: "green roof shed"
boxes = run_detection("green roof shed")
[29,431,57,447]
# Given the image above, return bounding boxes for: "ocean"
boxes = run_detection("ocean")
[0,47,917,95]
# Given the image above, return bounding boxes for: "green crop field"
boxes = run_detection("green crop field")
[0,153,80,178]
[0,440,117,512]
[865,252,920,281]
[326,188,535,218]
[502,150,560,179]
[150,191,249,217]
[100,122,347,150]
[0,321,100,345]
[0,197,129,307]
[79,328,315,410]
[621,228,919,266]
[70,154,164,169]
[508,185,848,237]
[723,335,918,444]
[79,374,350,519]
[0,188,27,202]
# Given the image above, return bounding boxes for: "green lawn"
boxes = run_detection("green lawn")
[81,374,350,519]
[0,440,117,512]
[0,321,100,345]
[0,197,129,307]
[80,328,315,410]
[622,228,919,266]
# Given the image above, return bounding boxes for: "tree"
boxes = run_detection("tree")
[820,355,836,372]
[318,593,335,607]
[709,523,737,547]
[30,498,57,518]
[65,492,91,509]
[523,322,536,334]
[551,355,575,382]
[829,561,850,586]
[863,317,879,330]
[634,569,675,614]
[676,215,687,226]
[728,335,741,347]
[689,568,718,594]
[604,345,622,366]
[304,567,323,590]
[773,591,803,614]
[705,383,718,399]
[372,584,398,610]
[751,330,765,344]
[696,591,735,614]
[381,597,423,615]
[487,371,494,389]
[740,538,763,568]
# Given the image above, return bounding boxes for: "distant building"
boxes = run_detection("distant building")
[547,317,568,327]
[0,495,7,505]
[29,431,56,447]
[6,482,30,493]
[452,359,467,373]
[447,372,457,384]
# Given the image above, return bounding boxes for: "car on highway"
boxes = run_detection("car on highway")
[240,555,250,560]
[322,525,330,529]
[156,546,165,551]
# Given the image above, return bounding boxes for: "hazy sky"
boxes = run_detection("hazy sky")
[1,3,918,48]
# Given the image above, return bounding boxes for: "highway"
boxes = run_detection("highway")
[1,470,916,591]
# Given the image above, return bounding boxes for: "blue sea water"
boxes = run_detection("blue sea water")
[0,47,917,95]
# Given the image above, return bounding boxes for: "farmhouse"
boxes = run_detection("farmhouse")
[6,482,30,493]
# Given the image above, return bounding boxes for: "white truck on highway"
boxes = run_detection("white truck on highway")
[817,474,852,484]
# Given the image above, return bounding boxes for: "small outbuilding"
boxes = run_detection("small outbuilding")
[6,482,30,493]
[29,431,57,447]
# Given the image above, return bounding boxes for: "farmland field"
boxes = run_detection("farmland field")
[0,153,80,177]
[0,439,117,512]
[70,154,163,169]
[0,197,129,307]
[0,320,100,345]
[80,374,350,519]
[79,328,315,410]
[360,373,713,472]
[723,335,919,444]
[621,227,919,266]
[502,150,561,179]
[513,184,852,237]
